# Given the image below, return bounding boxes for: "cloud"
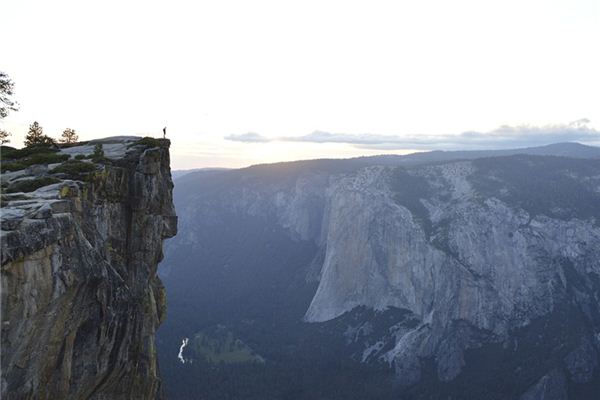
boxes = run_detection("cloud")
[224,132,272,143]
[283,130,423,145]
[224,119,600,150]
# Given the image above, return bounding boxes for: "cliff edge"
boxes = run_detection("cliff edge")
[1,137,177,399]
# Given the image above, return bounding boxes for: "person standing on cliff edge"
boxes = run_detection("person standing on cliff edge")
[163,127,166,138]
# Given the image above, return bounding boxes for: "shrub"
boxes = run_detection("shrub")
[60,128,78,144]
[74,154,87,160]
[52,160,98,176]
[5,177,61,193]
[1,143,59,161]
[1,161,27,172]
[0,151,69,173]
[87,143,110,163]
[58,142,86,149]
[129,137,162,149]
[28,152,70,165]
[24,121,55,147]
[1,145,16,154]
[93,143,104,157]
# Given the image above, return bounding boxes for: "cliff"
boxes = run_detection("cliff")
[304,160,600,390]
[161,147,600,399]
[1,137,177,399]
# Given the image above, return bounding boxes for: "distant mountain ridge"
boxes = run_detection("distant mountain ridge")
[171,167,229,180]
[364,141,600,165]
[178,142,600,182]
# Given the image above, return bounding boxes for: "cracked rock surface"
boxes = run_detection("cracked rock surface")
[1,137,177,400]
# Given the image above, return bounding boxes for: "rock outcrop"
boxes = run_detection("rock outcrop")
[1,137,177,399]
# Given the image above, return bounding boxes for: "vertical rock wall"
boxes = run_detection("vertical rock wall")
[1,138,177,399]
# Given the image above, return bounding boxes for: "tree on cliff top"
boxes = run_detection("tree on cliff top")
[0,129,11,144]
[92,143,104,161]
[0,71,19,119]
[24,121,54,147]
[60,128,78,144]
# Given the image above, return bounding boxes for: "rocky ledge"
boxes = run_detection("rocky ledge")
[1,137,177,399]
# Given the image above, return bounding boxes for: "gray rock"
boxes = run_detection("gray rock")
[30,203,52,219]
[25,164,48,177]
[1,138,176,400]
[49,200,72,214]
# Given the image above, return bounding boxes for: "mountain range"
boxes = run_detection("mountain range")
[158,142,600,400]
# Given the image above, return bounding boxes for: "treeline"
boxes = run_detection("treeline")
[1,72,79,148]
[1,121,78,147]
[161,351,397,400]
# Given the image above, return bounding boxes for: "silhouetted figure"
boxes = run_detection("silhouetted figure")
[163,127,167,138]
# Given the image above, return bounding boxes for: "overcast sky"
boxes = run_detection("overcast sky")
[2,0,599,168]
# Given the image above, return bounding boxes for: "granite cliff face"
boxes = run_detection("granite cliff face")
[1,137,177,399]
[161,145,599,399]
[305,160,600,393]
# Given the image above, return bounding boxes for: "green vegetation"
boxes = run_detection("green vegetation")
[60,128,78,144]
[58,141,87,149]
[0,161,28,172]
[1,145,17,164]
[1,143,58,160]
[74,154,87,160]
[28,152,70,165]
[129,136,162,148]
[0,129,11,144]
[1,145,69,172]
[0,71,18,119]
[52,160,98,179]
[162,308,401,400]
[471,155,600,221]
[191,326,263,364]
[85,143,111,163]
[5,177,60,193]
[92,143,104,158]
[24,121,54,147]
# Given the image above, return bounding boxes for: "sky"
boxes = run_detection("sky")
[1,0,599,169]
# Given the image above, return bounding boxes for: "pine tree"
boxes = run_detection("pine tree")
[0,129,10,144]
[92,143,104,160]
[0,71,18,119]
[24,121,53,147]
[60,128,78,144]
